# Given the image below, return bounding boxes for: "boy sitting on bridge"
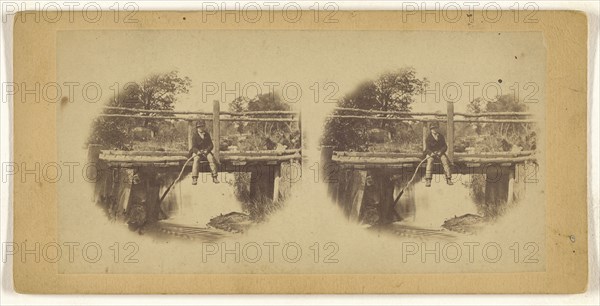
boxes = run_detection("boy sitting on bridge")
[424,124,453,187]
[190,121,219,185]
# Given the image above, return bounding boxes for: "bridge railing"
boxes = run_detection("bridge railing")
[327,102,536,161]
[98,100,300,161]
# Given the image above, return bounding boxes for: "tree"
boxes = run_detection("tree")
[466,94,534,151]
[467,97,484,114]
[88,71,191,149]
[322,67,428,151]
[122,71,191,128]
[226,92,298,150]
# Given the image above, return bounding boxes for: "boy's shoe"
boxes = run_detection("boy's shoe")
[446,178,454,185]
[192,176,198,185]
[212,176,220,184]
[425,179,432,187]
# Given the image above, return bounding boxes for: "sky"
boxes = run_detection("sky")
[58,29,545,110]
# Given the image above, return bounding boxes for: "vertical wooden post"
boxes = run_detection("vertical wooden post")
[187,121,194,151]
[212,100,221,162]
[320,146,339,201]
[272,165,281,202]
[422,121,429,152]
[513,163,525,202]
[320,146,334,183]
[507,165,515,205]
[446,101,454,161]
[297,109,302,149]
[87,144,103,203]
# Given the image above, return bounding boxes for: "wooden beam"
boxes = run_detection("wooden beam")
[103,106,213,115]
[331,155,536,166]
[454,111,534,117]
[332,150,535,159]
[333,107,444,116]
[223,110,299,116]
[447,101,455,161]
[326,115,446,122]
[453,118,537,123]
[100,154,301,164]
[325,115,535,123]
[220,117,298,122]
[332,156,423,164]
[422,121,429,152]
[456,156,536,163]
[97,114,298,122]
[100,149,301,157]
[103,106,298,116]
[507,166,515,205]
[187,121,194,152]
[334,151,423,158]
[212,100,221,162]
[332,107,532,117]
[455,151,536,157]
[97,114,200,120]
[273,165,281,202]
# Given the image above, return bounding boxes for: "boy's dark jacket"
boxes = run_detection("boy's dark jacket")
[189,132,214,156]
[423,133,448,156]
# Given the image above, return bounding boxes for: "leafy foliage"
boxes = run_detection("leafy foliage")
[322,67,428,151]
[226,92,300,151]
[464,94,535,152]
[88,71,191,150]
[124,71,192,112]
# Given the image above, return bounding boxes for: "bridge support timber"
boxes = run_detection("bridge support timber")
[322,147,536,224]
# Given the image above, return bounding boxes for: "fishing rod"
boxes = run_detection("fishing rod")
[393,155,430,206]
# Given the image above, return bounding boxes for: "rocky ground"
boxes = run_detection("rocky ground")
[207,212,253,233]
[441,213,486,234]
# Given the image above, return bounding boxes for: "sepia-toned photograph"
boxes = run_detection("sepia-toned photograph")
[54,29,547,274]
[8,8,590,295]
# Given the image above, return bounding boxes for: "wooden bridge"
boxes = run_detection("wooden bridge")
[88,100,301,224]
[320,101,539,224]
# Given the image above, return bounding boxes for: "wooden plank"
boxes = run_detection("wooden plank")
[507,166,515,205]
[97,113,204,120]
[101,154,301,164]
[101,150,188,156]
[221,149,301,156]
[348,171,367,222]
[333,107,444,116]
[326,115,445,122]
[100,155,188,162]
[100,149,301,157]
[212,100,221,162]
[103,106,212,115]
[334,151,422,158]
[453,118,537,123]
[454,111,534,117]
[219,117,298,122]
[272,166,281,202]
[456,156,536,163]
[188,121,194,151]
[103,106,298,116]
[331,150,535,159]
[326,114,535,123]
[332,107,532,117]
[447,101,454,161]
[223,110,299,116]
[455,151,535,157]
[422,121,429,152]
[98,113,297,122]
[332,156,422,164]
